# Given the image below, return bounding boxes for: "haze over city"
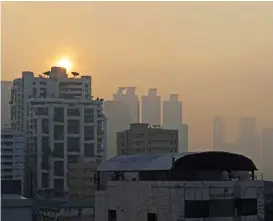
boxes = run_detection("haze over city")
[2,1,273,151]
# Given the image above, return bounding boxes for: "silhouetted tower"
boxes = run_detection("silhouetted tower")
[141,88,161,125]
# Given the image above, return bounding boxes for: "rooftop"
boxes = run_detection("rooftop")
[98,151,257,172]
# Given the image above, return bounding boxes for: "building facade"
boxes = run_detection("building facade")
[117,123,178,156]
[95,152,266,221]
[113,87,139,123]
[141,88,161,125]
[1,81,12,128]
[9,66,106,197]
[1,128,25,194]
[25,98,106,195]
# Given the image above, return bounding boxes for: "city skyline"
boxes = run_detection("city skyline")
[2,2,273,151]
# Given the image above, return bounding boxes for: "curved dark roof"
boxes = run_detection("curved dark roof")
[98,151,257,172]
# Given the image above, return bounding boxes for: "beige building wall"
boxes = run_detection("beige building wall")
[117,123,178,156]
[67,161,99,200]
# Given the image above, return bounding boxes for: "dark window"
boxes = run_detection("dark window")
[2,162,13,166]
[54,179,64,192]
[54,161,64,176]
[84,108,94,123]
[2,155,13,159]
[3,168,13,172]
[185,200,209,218]
[84,126,94,141]
[147,213,157,221]
[54,125,64,140]
[108,210,116,221]
[84,143,95,157]
[36,107,48,115]
[42,173,49,188]
[210,199,234,217]
[42,155,50,170]
[67,108,80,116]
[52,143,64,158]
[54,107,64,122]
[67,120,80,134]
[67,138,80,152]
[67,155,79,164]
[236,199,257,216]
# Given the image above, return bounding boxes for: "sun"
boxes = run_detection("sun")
[56,58,72,71]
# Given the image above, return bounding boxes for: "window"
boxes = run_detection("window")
[67,120,80,134]
[67,138,80,152]
[84,143,95,157]
[54,107,64,122]
[210,199,234,217]
[52,143,64,158]
[54,179,64,192]
[108,210,116,221]
[42,119,49,134]
[54,126,64,140]
[147,213,157,221]
[54,161,64,176]
[42,173,49,188]
[84,126,94,141]
[236,199,257,216]
[84,108,94,123]
[67,108,80,116]
[185,200,209,218]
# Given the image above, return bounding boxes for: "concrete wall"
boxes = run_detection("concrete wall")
[95,180,265,221]
[2,207,32,221]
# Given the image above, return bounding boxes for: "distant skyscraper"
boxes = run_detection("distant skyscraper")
[237,117,260,167]
[113,87,139,123]
[261,128,273,180]
[141,88,161,125]
[213,116,225,151]
[1,81,12,128]
[103,101,132,158]
[163,94,188,152]
[163,94,182,128]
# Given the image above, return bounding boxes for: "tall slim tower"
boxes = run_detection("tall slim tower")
[213,116,225,151]
[163,94,188,152]
[237,117,260,167]
[261,128,273,180]
[113,87,139,123]
[163,94,182,128]
[141,88,161,125]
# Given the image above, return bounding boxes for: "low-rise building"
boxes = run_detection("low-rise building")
[117,123,178,156]
[1,194,33,221]
[95,151,267,221]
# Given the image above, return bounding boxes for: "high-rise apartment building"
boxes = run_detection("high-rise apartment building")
[1,81,12,128]
[261,128,273,180]
[212,116,226,151]
[163,94,188,152]
[117,123,178,156]
[141,88,161,125]
[237,117,260,168]
[10,67,106,196]
[163,94,182,128]
[10,67,92,131]
[113,87,139,123]
[103,101,131,158]
[1,128,25,194]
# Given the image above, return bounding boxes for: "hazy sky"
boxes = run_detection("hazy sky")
[2,2,273,150]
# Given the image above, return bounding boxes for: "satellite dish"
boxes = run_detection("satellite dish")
[71,72,80,78]
[43,71,50,76]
